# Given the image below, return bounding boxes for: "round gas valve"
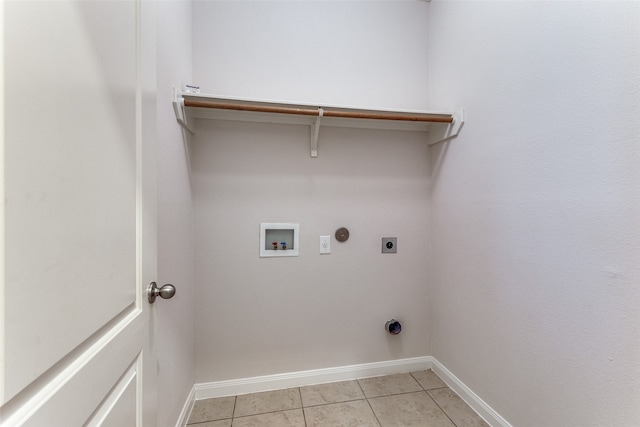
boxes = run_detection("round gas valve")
[335,227,350,242]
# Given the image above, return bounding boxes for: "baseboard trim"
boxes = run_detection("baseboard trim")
[430,358,512,427]
[194,356,432,400]
[191,356,511,427]
[175,386,195,427]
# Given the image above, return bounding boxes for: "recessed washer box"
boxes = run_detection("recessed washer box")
[260,223,299,257]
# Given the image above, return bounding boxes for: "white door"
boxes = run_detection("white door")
[1,1,159,425]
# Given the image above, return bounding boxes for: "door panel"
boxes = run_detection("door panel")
[19,311,141,426]
[88,366,138,427]
[4,0,137,396]
[1,0,157,425]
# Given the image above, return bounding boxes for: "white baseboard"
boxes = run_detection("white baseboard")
[194,356,432,400]
[175,386,195,427]
[189,356,511,427]
[430,358,512,427]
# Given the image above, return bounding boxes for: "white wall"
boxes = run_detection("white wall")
[192,121,431,383]
[193,0,430,111]
[428,2,640,426]
[190,1,434,384]
[155,1,195,425]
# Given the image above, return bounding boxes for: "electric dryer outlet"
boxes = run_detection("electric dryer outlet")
[382,237,397,253]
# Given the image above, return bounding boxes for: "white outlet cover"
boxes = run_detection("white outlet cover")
[320,235,331,254]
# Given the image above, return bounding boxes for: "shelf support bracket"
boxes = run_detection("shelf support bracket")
[426,108,465,146]
[172,88,195,135]
[310,107,323,158]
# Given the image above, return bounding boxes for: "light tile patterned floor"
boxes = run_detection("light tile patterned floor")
[186,370,489,426]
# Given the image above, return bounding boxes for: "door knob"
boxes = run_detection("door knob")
[148,282,176,304]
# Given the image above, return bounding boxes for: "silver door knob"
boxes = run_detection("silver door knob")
[148,282,176,304]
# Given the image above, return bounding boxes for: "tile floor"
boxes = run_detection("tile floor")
[186,370,490,426]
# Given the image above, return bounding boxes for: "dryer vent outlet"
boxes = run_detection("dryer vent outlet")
[385,319,402,335]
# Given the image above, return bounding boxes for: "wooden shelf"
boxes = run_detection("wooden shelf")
[173,91,464,157]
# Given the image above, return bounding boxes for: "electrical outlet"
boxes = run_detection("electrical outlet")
[382,237,397,253]
[320,235,331,254]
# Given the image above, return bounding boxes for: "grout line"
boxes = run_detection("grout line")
[231,388,305,422]
[410,371,425,391]
[298,387,308,427]
[231,395,237,421]
[366,389,430,400]
[412,370,461,426]
[302,397,368,408]
[355,378,367,399]
[186,419,231,426]
[425,389,458,427]
[357,379,383,427]
[231,408,302,419]
[410,369,451,392]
